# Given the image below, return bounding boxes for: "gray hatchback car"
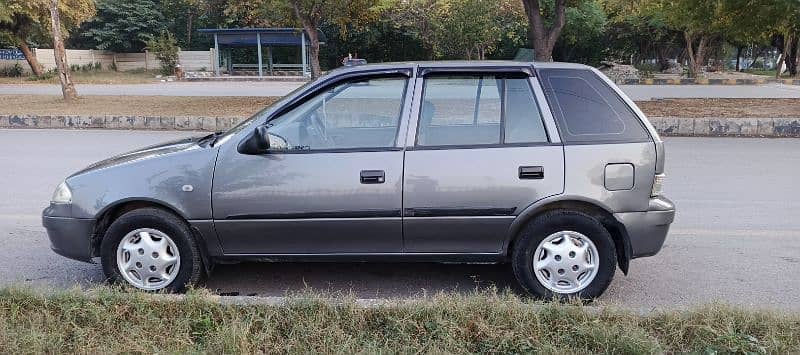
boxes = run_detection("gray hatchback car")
[43,61,675,299]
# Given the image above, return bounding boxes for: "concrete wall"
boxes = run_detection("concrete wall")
[0,49,213,72]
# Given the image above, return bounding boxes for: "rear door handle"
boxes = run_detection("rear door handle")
[519,166,544,179]
[360,170,385,184]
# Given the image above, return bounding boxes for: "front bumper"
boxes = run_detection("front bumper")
[614,196,675,259]
[42,207,95,262]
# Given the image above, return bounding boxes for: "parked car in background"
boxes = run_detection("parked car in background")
[43,61,675,299]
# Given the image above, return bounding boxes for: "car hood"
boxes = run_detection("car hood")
[70,135,209,177]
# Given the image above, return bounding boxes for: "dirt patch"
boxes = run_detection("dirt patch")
[0,95,278,117]
[636,98,800,118]
[1,95,798,119]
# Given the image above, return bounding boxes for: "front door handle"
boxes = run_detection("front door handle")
[360,170,385,184]
[519,166,544,179]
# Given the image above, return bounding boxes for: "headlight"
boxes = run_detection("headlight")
[651,173,665,197]
[51,181,72,204]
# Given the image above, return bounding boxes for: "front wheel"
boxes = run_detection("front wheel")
[511,210,617,300]
[100,208,203,292]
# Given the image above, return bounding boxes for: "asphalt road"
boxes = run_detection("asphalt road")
[1,129,798,311]
[3,82,800,100]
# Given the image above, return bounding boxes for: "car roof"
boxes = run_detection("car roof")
[328,60,593,76]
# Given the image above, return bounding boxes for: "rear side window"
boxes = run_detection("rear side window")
[417,75,548,147]
[538,68,649,144]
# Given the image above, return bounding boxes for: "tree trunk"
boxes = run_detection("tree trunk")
[521,0,566,61]
[657,48,669,72]
[684,32,708,78]
[735,46,742,71]
[784,35,798,77]
[17,41,43,76]
[304,25,322,79]
[186,11,194,48]
[290,3,321,79]
[747,48,763,69]
[49,0,77,102]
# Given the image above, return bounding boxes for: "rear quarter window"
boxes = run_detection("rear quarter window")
[538,68,650,144]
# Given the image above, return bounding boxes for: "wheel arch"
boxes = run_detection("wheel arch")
[90,199,212,274]
[505,197,633,274]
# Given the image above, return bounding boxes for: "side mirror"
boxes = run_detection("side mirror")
[237,125,271,155]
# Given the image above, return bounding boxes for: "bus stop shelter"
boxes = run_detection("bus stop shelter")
[198,28,325,78]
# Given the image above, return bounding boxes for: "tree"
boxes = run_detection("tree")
[553,0,607,65]
[438,0,526,60]
[49,0,76,102]
[521,0,584,61]
[386,0,442,59]
[601,0,683,69]
[0,0,94,75]
[146,30,180,76]
[644,0,734,77]
[81,0,165,52]
[285,0,379,78]
[387,0,524,60]
[760,0,800,77]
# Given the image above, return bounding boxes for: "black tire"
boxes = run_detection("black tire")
[100,208,203,292]
[511,210,616,300]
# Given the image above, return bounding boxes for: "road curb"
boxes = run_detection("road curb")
[648,117,800,137]
[620,78,800,85]
[1,114,799,137]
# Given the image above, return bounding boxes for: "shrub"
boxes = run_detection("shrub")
[27,68,58,81]
[0,63,24,77]
[146,30,180,76]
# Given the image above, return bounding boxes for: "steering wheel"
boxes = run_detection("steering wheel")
[303,112,333,148]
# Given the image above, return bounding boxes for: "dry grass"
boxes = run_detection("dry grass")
[0,95,278,118]
[0,287,797,354]
[0,71,159,85]
[637,98,800,118]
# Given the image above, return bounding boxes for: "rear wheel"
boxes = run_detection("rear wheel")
[512,210,616,300]
[100,208,203,292]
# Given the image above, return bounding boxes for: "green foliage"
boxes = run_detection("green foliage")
[26,68,57,81]
[0,62,23,77]
[146,30,179,76]
[438,0,526,59]
[553,0,608,65]
[69,61,103,72]
[81,0,165,52]
[386,0,524,60]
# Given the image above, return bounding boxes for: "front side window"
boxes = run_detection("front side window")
[417,75,548,147]
[267,77,407,151]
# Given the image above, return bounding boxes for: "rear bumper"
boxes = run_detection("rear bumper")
[614,196,675,259]
[42,209,95,262]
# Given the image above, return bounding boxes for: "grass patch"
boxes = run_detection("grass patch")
[0,95,278,118]
[0,287,797,353]
[0,70,159,85]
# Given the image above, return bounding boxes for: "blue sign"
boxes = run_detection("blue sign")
[0,49,25,60]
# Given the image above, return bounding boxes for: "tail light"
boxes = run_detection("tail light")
[651,173,665,197]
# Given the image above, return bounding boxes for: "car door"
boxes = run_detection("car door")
[212,73,413,255]
[402,68,565,253]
